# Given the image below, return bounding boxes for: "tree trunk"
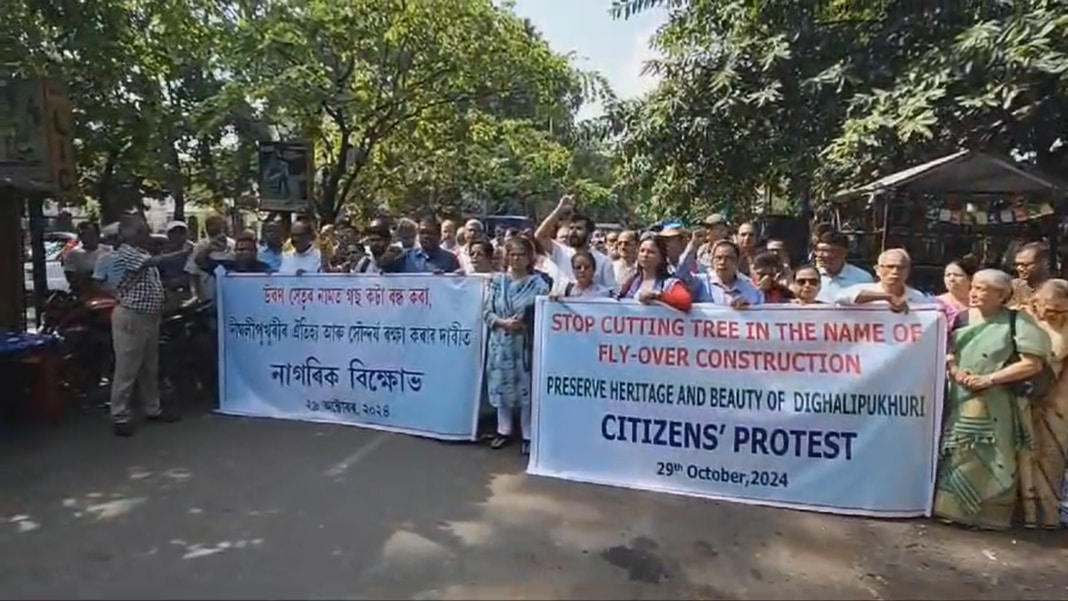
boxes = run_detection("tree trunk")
[97,151,121,224]
[162,137,185,221]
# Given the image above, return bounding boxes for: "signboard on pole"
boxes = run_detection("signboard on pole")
[41,80,76,199]
[258,140,313,213]
[0,78,76,197]
[0,79,50,186]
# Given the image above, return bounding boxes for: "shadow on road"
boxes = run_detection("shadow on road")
[1,403,1066,600]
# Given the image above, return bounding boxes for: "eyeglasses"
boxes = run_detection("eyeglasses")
[796,277,819,285]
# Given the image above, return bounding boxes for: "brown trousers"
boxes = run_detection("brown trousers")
[109,306,161,422]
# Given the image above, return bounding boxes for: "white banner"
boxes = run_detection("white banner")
[216,273,486,440]
[529,299,946,517]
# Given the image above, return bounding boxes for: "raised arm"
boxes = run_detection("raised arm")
[534,194,573,248]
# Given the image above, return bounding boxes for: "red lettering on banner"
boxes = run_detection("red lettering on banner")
[690,319,740,340]
[893,323,924,344]
[553,313,595,333]
[637,346,690,367]
[601,316,685,337]
[598,344,629,364]
[773,321,817,342]
[822,322,886,344]
[597,344,692,367]
[695,349,862,375]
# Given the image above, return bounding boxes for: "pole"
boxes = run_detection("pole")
[27,193,48,330]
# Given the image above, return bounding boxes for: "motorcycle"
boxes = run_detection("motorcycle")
[158,299,217,403]
[39,290,118,399]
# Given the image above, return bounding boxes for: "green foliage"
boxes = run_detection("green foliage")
[4,0,623,225]
[606,0,1068,220]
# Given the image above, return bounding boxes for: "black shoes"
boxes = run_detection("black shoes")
[112,409,181,437]
[146,409,181,423]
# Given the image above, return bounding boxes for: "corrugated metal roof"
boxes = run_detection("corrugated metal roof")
[826,150,1062,202]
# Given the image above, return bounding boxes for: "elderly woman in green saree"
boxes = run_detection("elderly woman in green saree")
[938,269,1052,529]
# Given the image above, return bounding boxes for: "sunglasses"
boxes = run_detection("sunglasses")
[796,277,819,285]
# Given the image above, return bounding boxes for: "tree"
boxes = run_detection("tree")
[822,1,1068,183]
[217,0,590,224]
[2,0,250,222]
[4,0,619,229]
[608,0,1068,218]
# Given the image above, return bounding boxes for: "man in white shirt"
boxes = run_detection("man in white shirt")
[440,219,460,254]
[64,222,112,297]
[612,230,638,285]
[814,230,874,303]
[455,219,485,273]
[394,218,418,250]
[534,194,616,290]
[835,248,929,312]
[279,219,323,275]
[185,215,234,302]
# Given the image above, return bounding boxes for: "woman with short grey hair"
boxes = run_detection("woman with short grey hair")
[936,267,1052,529]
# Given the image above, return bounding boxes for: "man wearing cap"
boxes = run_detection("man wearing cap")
[676,214,731,279]
[704,213,732,243]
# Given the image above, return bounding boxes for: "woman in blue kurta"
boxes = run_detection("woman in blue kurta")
[485,236,550,455]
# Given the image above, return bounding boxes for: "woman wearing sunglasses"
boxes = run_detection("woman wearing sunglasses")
[791,265,823,305]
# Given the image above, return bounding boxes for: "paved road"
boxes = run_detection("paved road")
[2,405,1067,600]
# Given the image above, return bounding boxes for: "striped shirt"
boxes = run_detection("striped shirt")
[113,244,165,314]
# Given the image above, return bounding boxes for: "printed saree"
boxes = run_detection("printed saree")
[1018,311,1068,528]
[935,308,1051,529]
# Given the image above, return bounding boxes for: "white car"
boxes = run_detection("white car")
[24,233,78,295]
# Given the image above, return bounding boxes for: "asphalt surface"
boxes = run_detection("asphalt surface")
[2,402,1067,600]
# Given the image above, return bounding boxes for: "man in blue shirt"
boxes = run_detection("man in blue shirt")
[693,239,765,307]
[813,230,873,303]
[381,216,461,274]
[257,220,285,272]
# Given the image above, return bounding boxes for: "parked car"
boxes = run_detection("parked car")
[481,215,533,235]
[24,232,79,295]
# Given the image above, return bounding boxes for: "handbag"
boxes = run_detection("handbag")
[1007,310,1055,402]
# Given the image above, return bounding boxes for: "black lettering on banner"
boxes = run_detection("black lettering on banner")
[731,426,858,460]
[654,462,791,489]
[307,399,392,419]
